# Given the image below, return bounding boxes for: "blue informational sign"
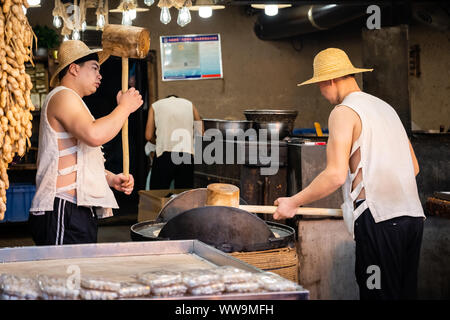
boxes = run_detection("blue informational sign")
[160,34,223,81]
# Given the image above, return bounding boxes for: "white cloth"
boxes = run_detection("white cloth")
[152,97,194,157]
[144,141,156,156]
[30,86,118,218]
[337,91,425,237]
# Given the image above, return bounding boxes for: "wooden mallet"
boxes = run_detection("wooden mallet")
[102,24,150,178]
[206,183,343,217]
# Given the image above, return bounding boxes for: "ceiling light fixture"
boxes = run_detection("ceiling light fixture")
[251,3,292,17]
[110,0,149,26]
[189,0,224,19]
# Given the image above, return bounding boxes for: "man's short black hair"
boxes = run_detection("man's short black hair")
[58,53,99,81]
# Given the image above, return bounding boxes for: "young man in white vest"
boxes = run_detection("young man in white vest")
[29,40,143,245]
[273,48,425,300]
[145,95,202,189]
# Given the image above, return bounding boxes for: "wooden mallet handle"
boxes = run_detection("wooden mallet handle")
[239,205,343,217]
[122,58,129,178]
[206,183,343,217]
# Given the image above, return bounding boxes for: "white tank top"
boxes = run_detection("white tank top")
[338,91,425,237]
[152,97,194,157]
[30,86,119,218]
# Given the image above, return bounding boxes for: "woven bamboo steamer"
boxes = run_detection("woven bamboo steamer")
[298,48,373,86]
[230,247,299,283]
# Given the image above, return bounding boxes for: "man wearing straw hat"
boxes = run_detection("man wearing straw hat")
[274,48,425,300]
[29,40,143,245]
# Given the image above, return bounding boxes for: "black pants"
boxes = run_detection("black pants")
[150,151,194,190]
[29,197,98,245]
[354,201,424,300]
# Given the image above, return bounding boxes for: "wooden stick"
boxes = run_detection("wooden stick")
[122,57,129,178]
[239,205,343,217]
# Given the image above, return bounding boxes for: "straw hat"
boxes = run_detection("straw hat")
[297,48,373,86]
[50,40,109,87]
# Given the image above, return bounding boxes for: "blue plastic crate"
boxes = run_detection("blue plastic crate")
[293,128,329,135]
[2,184,36,223]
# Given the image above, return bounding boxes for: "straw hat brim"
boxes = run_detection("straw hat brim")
[297,67,373,86]
[50,49,110,87]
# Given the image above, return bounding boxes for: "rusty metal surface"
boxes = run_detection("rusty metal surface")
[287,142,343,210]
[240,166,287,206]
[362,25,411,134]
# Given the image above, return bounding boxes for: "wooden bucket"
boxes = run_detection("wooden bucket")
[229,246,299,283]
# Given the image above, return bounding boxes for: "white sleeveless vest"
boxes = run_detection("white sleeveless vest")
[30,86,118,218]
[152,97,194,157]
[338,91,425,237]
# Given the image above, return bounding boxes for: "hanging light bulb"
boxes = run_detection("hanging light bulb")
[63,35,69,42]
[122,10,132,25]
[53,15,62,28]
[81,21,87,31]
[177,7,191,27]
[198,6,212,18]
[97,14,105,29]
[160,7,171,24]
[72,29,80,40]
[264,5,279,16]
[144,0,154,6]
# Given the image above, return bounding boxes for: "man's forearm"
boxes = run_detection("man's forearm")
[291,169,345,207]
[88,105,130,146]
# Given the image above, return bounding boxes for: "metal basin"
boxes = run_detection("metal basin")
[130,218,296,253]
[244,109,298,124]
[253,122,291,140]
[244,110,298,139]
[203,119,253,137]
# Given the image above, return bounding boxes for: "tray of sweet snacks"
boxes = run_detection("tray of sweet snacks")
[0,240,309,300]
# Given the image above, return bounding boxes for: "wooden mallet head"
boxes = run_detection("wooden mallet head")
[101,24,150,59]
[101,24,150,178]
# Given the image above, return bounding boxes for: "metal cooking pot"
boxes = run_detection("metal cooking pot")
[130,211,296,253]
[244,110,298,125]
[130,188,295,252]
[244,110,298,139]
[253,122,291,140]
[203,119,253,137]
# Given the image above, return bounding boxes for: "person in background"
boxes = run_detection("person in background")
[29,40,143,245]
[145,95,202,189]
[273,48,425,300]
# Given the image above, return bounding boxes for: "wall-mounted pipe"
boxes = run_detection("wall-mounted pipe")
[254,4,370,40]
